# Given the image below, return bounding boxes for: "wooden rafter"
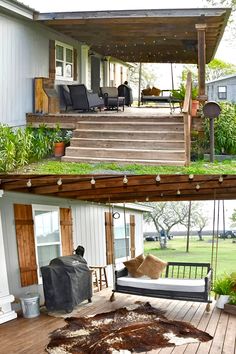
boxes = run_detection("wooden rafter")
[36,8,231,64]
[0,174,236,204]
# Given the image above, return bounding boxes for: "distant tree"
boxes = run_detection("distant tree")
[180,202,209,241]
[230,208,236,226]
[193,212,209,241]
[144,202,190,248]
[181,59,236,85]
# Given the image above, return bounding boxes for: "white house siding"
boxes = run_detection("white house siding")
[0,11,81,127]
[206,76,236,103]
[0,192,144,304]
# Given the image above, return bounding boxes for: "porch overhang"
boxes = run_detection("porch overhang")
[35,8,231,64]
[1,174,236,204]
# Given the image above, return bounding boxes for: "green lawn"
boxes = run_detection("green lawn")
[144,236,236,277]
[14,158,236,174]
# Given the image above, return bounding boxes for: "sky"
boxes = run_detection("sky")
[144,200,236,232]
[22,0,236,66]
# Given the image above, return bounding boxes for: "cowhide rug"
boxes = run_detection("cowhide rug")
[46,302,212,354]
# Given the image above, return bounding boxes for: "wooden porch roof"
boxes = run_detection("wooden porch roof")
[36,8,231,64]
[1,174,236,203]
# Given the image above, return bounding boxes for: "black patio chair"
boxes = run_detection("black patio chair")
[118,84,133,106]
[100,87,125,112]
[68,84,104,112]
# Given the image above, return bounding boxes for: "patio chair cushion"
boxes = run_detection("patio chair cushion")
[123,254,145,278]
[100,87,118,97]
[117,276,206,293]
[151,87,161,96]
[137,254,167,279]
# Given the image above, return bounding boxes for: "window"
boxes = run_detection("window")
[55,41,74,80]
[218,86,227,100]
[113,212,130,260]
[33,205,62,281]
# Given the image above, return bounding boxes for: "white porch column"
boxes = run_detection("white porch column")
[80,44,90,87]
[0,207,17,324]
[103,57,110,86]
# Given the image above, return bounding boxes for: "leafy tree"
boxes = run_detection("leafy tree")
[144,201,190,248]
[193,212,209,241]
[230,208,236,226]
[179,202,209,241]
[181,59,236,85]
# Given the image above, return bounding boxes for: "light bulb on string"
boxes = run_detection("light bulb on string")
[90,177,96,185]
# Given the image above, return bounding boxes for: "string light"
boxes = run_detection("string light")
[189,174,194,180]
[219,176,223,183]
[155,174,161,182]
[177,189,181,195]
[57,178,62,186]
[90,177,96,185]
[26,179,32,187]
[123,175,128,184]
[145,197,149,202]
[196,184,200,190]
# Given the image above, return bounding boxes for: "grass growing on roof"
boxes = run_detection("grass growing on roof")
[144,236,236,277]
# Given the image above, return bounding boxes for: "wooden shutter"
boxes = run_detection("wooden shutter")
[49,39,56,80]
[73,48,78,81]
[14,204,38,287]
[105,212,114,265]
[130,215,136,258]
[60,208,73,256]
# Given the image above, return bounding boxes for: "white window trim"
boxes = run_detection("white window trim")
[55,41,74,81]
[114,212,131,262]
[32,204,62,284]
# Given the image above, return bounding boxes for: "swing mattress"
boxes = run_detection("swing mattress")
[117,276,206,293]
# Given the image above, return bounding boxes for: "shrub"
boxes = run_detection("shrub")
[204,103,236,155]
[0,124,71,172]
[213,274,234,295]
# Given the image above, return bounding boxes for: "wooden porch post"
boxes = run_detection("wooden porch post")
[138,62,142,107]
[195,24,208,103]
[80,44,90,87]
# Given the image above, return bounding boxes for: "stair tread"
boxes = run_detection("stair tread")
[78,121,184,125]
[71,137,185,143]
[66,146,185,153]
[62,156,185,164]
[75,129,184,133]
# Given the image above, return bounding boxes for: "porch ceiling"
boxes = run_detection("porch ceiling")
[36,8,231,64]
[1,174,236,204]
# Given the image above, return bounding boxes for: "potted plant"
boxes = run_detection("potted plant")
[213,274,234,309]
[172,83,199,116]
[52,126,72,158]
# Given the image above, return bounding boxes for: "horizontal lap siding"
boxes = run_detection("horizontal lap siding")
[0,13,81,127]
[0,14,49,126]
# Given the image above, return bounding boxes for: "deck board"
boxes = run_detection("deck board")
[0,288,235,354]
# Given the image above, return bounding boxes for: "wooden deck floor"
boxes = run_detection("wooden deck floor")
[1,288,235,354]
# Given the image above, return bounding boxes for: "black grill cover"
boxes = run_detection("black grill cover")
[41,255,92,313]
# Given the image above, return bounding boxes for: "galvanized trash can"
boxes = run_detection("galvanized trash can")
[20,293,40,318]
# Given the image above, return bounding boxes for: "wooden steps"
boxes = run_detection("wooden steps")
[62,115,186,166]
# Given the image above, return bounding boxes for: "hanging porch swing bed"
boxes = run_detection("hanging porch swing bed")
[111,259,212,309]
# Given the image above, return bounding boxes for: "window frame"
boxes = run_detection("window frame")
[55,41,74,81]
[217,85,227,100]
[32,204,62,283]
[113,211,131,262]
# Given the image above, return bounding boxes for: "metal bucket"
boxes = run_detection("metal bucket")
[20,293,40,318]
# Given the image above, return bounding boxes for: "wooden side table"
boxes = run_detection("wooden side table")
[89,266,108,291]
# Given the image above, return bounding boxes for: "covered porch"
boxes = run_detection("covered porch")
[0,174,236,352]
[1,288,235,354]
[28,8,230,166]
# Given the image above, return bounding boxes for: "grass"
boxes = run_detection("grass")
[144,236,236,277]
[14,158,236,174]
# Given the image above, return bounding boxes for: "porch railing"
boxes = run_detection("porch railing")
[182,72,192,166]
